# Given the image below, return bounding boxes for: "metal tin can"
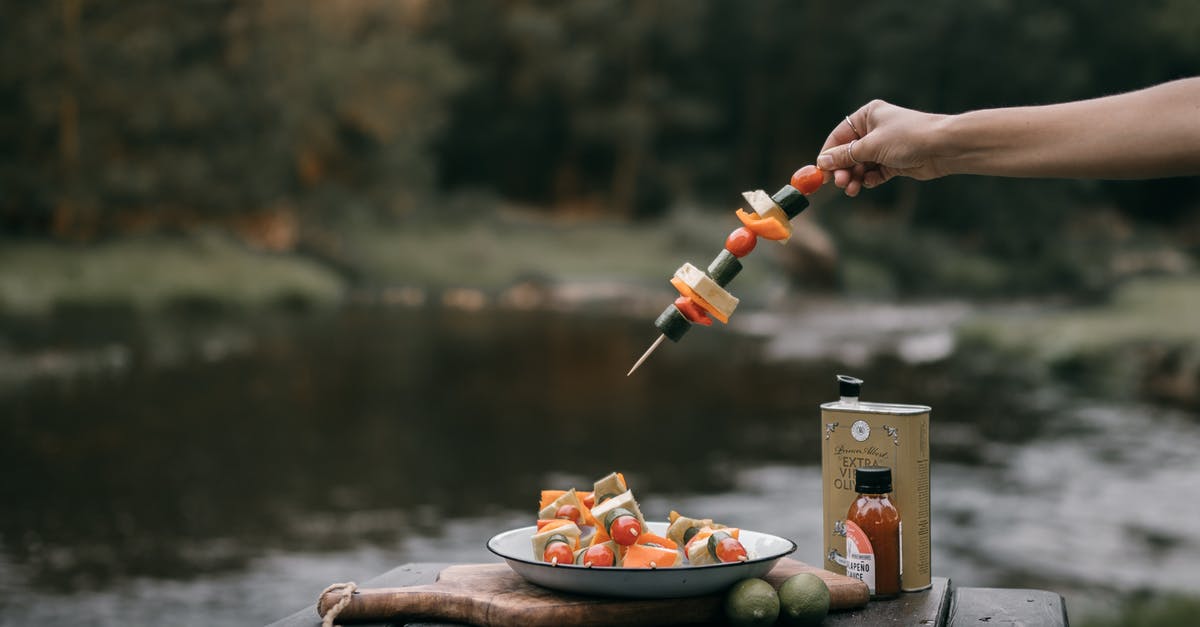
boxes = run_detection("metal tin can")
[821,375,932,592]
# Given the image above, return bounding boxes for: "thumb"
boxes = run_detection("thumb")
[817,138,874,170]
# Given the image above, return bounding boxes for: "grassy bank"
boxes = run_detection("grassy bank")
[958,276,1200,406]
[0,232,345,317]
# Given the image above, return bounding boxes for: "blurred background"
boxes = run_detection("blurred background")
[1,1,1199,625]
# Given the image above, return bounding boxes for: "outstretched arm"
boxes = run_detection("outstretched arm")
[817,77,1200,196]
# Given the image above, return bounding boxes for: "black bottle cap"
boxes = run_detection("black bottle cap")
[837,374,863,398]
[771,185,810,219]
[855,466,892,494]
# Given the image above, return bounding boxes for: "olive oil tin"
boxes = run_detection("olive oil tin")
[821,375,932,592]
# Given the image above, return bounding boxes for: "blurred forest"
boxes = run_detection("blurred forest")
[2,0,1199,294]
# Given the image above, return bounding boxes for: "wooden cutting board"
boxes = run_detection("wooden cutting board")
[317,558,868,626]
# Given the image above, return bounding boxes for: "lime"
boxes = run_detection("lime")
[778,573,831,626]
[724,577,780,627]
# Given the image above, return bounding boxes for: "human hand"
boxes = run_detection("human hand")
[816,100,950,196]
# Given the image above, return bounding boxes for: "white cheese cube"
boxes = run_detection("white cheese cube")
[675,263,738,318]
[741,189,792,243]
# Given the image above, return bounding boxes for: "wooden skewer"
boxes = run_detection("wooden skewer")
[626,334,666,376]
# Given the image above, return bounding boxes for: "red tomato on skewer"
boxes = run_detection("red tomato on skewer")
[554,504,581,523]
[790,165,824,195]
[543,542,573,565]
[610,516,641,546]
[582,544,616,567]
[715,536,748,562]
[725,227,757,257]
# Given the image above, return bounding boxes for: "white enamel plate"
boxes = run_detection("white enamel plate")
[487,522,797,598]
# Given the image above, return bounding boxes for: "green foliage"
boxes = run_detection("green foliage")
[1,0,1196,291]
[0,1,467,232]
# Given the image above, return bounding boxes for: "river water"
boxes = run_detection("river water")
[0,305,1197,625]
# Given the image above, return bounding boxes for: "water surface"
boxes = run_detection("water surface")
[0,306,1197,624]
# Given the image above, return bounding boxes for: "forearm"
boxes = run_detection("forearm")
[937,77,1200,179]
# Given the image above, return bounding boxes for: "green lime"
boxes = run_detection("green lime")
[724,577,780,627]
[778,573,831,626]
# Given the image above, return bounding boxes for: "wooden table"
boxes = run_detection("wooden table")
[268,563,1066,627]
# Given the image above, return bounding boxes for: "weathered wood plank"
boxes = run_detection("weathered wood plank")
[947,587,1067,627]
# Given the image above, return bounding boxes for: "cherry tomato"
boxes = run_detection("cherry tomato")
[610,516,642,546]
[542,541,574,565]
[582,544,615,567]
[554,504,581,523]
[715,536,748,562]
[725,227,757,257]
[790,164,824,195]
[673,296,712,326]
[582,493,595,508]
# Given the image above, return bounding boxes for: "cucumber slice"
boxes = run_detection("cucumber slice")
[707,250,743,287]
[772,184,809,219]
[707,530,732,561]
[654,304,691,342]
[603,507,636,533]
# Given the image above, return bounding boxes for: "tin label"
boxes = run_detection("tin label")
[843,520,876,593]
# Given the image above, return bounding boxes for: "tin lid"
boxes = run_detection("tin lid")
[855,466,892,494]
[820,400,932,415]
[837,374,863,398]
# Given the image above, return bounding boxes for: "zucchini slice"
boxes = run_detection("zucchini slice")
[531,522,581,560]
[654,304,691,342]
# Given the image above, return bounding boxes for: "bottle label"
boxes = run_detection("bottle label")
[843,520,876,594]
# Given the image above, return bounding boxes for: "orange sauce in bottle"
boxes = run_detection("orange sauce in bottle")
[845,466,901,598]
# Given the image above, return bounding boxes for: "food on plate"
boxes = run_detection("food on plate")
[666,510,724,546]
[576,541,619,567]
[537,488,592,526]
[684,527,747,566]
[590,489,648,546]
[532,520,582,565]
[623,542,680,568]
[532,473,751,568]
[591,472,627,507]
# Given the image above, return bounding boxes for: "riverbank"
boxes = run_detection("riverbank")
[1,220,1197,411]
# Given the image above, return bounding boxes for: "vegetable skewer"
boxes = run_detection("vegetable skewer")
[627,166,824,375]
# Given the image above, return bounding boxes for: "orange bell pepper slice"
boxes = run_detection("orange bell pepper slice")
[623,543,680,568]
[539,490,567,511]
[635,532,678,551]
[735,208,790,241]
[670,277,729,324]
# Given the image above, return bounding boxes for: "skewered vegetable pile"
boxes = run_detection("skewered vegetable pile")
[533,471,749,568]
[627,165,825,375]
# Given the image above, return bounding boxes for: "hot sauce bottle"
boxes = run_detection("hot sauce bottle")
[844,466,901,598]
